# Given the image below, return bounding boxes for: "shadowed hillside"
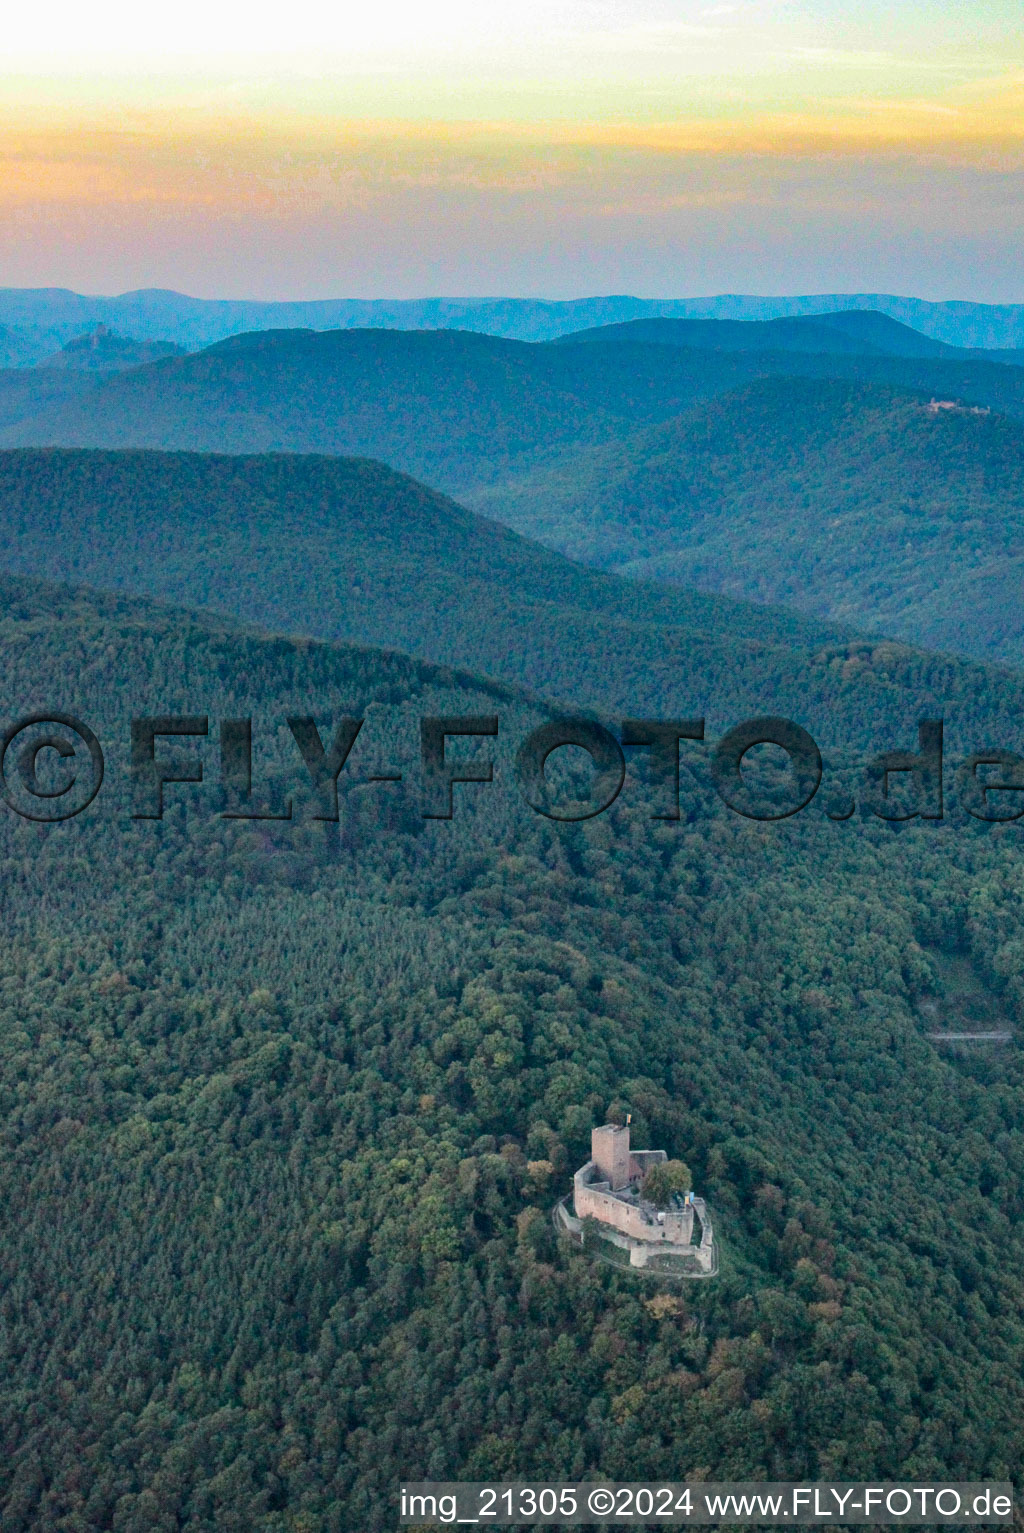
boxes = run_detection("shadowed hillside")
[4,447,1024,748]
[559,311,951,358]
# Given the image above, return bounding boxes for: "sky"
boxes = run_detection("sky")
[1,0,1022,300]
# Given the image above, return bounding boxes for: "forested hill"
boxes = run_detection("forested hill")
[558,310,971,359]
[5,325,1024,502]
[473,376,1024,669]
[558,310,1024,364]
[0,328,716,484]
[5,447,1024,750]
[2,569,1024,1526]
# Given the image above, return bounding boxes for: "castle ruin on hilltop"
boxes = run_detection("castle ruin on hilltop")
[560,1123,716,1275]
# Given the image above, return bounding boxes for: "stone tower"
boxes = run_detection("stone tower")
[591,1124,632,1191]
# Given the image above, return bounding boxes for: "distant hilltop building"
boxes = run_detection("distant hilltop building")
[37,324,184,372]
[925,397,990,416]
[557,1122,716,1276]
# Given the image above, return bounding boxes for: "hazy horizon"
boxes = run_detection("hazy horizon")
[5,284,1024,308]
[2,0,1021,300]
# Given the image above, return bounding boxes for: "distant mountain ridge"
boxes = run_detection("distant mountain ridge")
[2,285,1024,355]
[0,323,55,368]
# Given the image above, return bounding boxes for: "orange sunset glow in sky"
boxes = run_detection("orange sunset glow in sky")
[2,0,1022,297]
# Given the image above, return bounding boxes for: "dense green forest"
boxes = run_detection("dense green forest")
[7,448,1024,753]
[5,324,1024,502]
[470,376,1024,666]
[2,572,1024,1530]
[0,329,725,479]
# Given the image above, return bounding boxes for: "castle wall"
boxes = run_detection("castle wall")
[555,1197,716,1276]
[573,1169,694,1245]
[574,1125,705,1258]
[662,1207,694,1243]
[575,1177,648,1237]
